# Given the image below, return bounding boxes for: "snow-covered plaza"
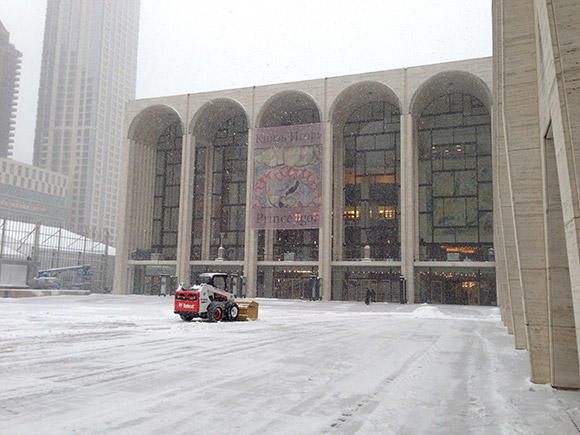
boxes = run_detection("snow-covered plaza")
[1,295,579,434]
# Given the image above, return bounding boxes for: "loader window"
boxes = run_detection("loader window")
[213,276,226,290]
[196,275,212,285]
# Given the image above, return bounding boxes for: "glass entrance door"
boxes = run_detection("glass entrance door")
[344,279,378,301]
[276,277,308,299]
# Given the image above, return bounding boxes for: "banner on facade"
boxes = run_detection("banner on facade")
[251,123,323,230]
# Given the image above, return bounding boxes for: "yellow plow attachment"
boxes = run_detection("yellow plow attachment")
[235,300,259,321]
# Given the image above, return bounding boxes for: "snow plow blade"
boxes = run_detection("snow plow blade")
[235,300,259,321]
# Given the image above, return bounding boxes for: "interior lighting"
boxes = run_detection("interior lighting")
[344,208,360,220]
[442,246,476,254]
[377,207,396,219]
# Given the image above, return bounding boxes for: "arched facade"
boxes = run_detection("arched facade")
[114,57,495,306]
[411,72,494,305]
[329,81,404,301]
[189,99,249,260]
[120,104,184,294]
[188,99,249,280]
[254,91,322,298]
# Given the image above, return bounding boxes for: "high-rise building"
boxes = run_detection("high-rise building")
[0,19,21,159]
[0,157,68,227]
[33,0,140,243]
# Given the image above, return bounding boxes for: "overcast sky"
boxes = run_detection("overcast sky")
[0,0,491,164]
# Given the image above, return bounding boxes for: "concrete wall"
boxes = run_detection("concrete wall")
[493,0,580,387]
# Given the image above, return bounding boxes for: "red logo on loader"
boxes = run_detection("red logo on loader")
[174,291,200,313]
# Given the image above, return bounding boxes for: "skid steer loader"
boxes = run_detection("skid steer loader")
[174,273,258,322]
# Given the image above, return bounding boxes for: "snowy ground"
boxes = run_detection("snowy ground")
[0,296,579,434]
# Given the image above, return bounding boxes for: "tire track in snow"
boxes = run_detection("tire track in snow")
[242,319,437,435]
[3,316,361,434]
[0,315,354,419]
[325,336,441,433]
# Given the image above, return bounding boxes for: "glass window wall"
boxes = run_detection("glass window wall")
[342,102,400,260]
[331,266,401,301]
[133,265,177,295]
[152,123,182,260]
[415,267,496,305]
[190,144,206,260]
[257,266,319,299]
[417,93,492,261]
[209,115,248,260]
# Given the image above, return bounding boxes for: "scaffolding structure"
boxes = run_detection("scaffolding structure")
[0,215,114,291]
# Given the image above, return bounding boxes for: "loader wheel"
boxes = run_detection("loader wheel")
[225,302,239,321]
[207,303,223,322]
[180,314,194,322]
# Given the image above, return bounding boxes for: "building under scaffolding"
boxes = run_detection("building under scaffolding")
[0,217,114,291]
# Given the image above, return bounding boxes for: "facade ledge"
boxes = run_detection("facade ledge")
[332,261,402,267]
[128,260,177,266]
[189,260,244,266]
[414,261,495,268]
[258,261,319,267]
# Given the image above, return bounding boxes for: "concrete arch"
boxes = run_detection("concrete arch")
[256,90,321,128]
[188,98,249,262]
[410,71,492,117]
[127,104,184,144]
[330,81,402,129]
[413,69,493,267]
[189,98,249,143]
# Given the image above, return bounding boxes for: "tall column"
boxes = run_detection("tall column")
[264,228,273,297]
[492,115,506,328]
[494,190,511,331]
[501,0,549,383]
[494,0,524,341]
[498,116,526,348]
[400,113,415,303]
[319,121,333,300]
[265,230,274,260]
[113,138,136,294]
[493,102,514,333]
[491,0,512,331]
[176,131,195,285]
[332,129,344,261]
[263,228,273,298]
[543,132,580,388]
[534,0,580,370]
[201,142,214,260]
[244,127,258,297]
